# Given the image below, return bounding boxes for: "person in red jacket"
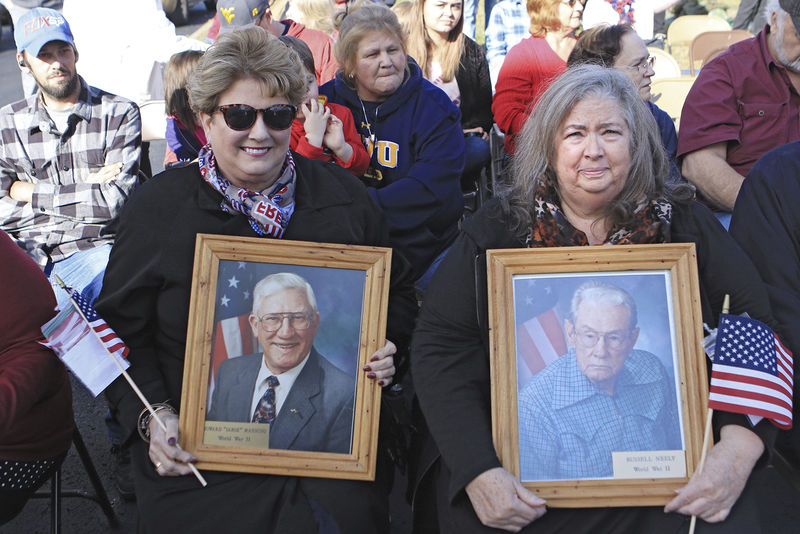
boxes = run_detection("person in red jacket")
[281,36,370,177]
[0,229,73,525]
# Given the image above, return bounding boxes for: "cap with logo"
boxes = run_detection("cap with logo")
[217,0,270,34]
[14,8,74,58]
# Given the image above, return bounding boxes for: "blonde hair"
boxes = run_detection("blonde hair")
[164,50,204,131]
[526,0,564,37]
[187,27,307,113]
[335,3,408,81]
[406,0,465,82]
[392,1,415,35]
[289,0,337,35]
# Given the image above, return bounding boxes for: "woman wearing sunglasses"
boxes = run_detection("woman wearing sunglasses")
[94,28,417,533]
[320,3,466,291]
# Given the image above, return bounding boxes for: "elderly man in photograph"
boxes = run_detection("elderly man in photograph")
[517,281,682,481]
[207,272,355,454]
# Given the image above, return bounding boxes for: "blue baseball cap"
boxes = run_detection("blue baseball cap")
[14,8,75,58]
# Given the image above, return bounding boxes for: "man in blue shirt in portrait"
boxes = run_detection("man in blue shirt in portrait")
[518,281,682,481]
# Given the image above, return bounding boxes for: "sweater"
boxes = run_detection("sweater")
[319,61,465,279]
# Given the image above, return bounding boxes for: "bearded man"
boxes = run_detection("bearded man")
[0,8,141,309]
[678,0,800,227]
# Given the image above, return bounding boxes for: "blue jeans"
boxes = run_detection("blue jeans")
[463,135,491,186]
[415,245,452,294]
[46,243,112,309]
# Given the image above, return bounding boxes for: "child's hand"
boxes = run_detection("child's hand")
[323,115,346,153]
[324,114,353,165]
[302,99,329,148]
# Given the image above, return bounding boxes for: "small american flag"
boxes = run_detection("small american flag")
[709,314,793,429]
[67,287,129,360]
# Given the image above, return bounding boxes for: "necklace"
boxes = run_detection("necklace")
[358,97,377,146]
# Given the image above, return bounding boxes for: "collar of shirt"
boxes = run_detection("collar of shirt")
[28,76,92,134]
[249,351,311,419]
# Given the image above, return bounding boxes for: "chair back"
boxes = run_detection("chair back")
[650,77,697,132]
[689,29,754,74]
[648,47,682,79]
[138,100,167,142]
[666,15,731,70]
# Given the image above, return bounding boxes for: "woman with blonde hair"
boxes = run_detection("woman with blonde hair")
[405,0,492,187]
[320,3,466,291]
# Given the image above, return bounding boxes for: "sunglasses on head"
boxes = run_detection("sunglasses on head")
[216,104,298,131]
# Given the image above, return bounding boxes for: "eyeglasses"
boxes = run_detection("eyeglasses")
[631,56,656,72]
[256,312,314,332]
[574,329,632,351]
[216,104,298,131]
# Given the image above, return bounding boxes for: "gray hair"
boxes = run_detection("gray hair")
[500,65,693,240]
[252,272,318,315]
[335,3,407,82]
[187,27,307,114]
[571,281,638,330]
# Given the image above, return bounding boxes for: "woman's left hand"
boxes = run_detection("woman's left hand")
[363,339,396,387]
[664,424,763,522]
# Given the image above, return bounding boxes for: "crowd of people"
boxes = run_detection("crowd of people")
[1,0,799,532]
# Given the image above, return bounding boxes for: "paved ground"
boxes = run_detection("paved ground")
[1,4,799,534]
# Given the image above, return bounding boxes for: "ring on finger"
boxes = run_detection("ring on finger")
[155,461,163,471]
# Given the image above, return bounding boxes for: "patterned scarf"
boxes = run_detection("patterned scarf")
[526,182,672,248]
[608,0,635,24]
[198,144,297,238]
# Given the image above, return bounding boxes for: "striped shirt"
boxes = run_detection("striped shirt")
[0,76,141,267]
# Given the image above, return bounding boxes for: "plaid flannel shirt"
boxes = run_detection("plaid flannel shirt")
[485,0,530,63]
[0,76,141,268]
[518,349,682,481]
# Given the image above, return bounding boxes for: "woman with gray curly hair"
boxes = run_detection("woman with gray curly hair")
[410,65,776,533]
[95,27,417,533]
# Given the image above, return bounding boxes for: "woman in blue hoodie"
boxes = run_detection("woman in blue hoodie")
[320,3,466,290]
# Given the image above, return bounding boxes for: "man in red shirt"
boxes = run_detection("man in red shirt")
[678,0,800,222]
[210,0,339,84]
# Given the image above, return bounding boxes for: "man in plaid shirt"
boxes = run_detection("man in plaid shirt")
[485,0,529,87]
[0,8,141,309]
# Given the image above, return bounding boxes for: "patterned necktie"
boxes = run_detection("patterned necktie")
[252,375,280,424]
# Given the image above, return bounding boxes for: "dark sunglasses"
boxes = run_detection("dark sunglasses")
[216,104,298,131]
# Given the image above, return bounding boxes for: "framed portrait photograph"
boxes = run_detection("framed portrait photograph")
[487,244,709,507]
[179,234,391,480]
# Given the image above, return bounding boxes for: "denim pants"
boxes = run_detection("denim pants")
[46,243,112,309]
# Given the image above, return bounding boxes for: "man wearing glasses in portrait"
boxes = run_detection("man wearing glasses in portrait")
[207,272,355,454]
[518,281,681,481]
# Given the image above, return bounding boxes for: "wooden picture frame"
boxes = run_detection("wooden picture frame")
[179,234,391,480]
[488,244,708,507]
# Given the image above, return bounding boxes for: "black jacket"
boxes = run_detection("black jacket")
[410,197,776,532]
[455,37,493,132]
[97,154,417,444]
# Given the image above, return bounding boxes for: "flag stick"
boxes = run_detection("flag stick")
[688,294,729,534]
[54,275,207,487]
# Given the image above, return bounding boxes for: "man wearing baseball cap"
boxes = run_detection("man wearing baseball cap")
[0,7,141,310]
[678,0,800,228]
[209,0,339,83]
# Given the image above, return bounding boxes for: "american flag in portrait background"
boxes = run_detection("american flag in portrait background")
[709,314,794,429]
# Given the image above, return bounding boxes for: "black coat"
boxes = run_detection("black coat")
[95,154,417,534]
[409,197,775,533]
[455,37,493,132]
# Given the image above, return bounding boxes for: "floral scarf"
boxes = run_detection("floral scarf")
[198,145,297,238]
[526,182,672,248]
